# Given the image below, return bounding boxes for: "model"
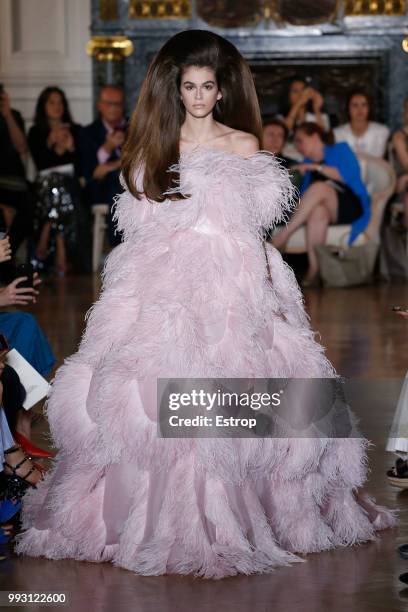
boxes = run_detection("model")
[14,30,395,579]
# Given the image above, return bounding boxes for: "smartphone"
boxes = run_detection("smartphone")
[0,228,8,241]
[391,306,408,313]
[0,333,10,359]
[15,263,34,289]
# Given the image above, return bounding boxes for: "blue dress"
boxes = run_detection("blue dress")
[0,312,56,377]
[301,142,371,245]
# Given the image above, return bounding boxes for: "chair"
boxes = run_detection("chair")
[92,204,109,272]
[281,153,396,253]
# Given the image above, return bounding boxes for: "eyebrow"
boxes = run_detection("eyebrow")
[182,80,216,86]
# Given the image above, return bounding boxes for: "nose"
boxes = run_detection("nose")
[195,87,203,100]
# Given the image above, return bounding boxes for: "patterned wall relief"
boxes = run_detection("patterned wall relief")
[129,0,192,19]
[345,0,406,15]
[197,1,263,28]
[270,0,340,25]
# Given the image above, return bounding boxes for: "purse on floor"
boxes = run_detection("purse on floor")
[314,235,379,288]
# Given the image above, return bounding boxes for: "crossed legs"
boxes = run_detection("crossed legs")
[272,181,338,281]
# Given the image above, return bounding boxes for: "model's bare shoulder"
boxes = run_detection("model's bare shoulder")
[229,130,260,157]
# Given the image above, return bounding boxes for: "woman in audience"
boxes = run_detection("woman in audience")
[28,87,87,276]
[280,76,331,134]
[0,239,55,456]
[272,122,370,286]
[334,90,389,158]
[390,98,408,228]
[0,362,44,552]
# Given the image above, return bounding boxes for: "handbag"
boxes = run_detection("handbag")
[314,233,379,288]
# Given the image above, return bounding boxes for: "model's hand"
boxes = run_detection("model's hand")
[0,278,39,307]
[93,160,121,180]
[0,237,12,263]
[396,310,408,320]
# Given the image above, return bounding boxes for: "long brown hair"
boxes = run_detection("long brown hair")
[121,29,263,201]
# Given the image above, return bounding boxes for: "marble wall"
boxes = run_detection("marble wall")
[90,0,408,129]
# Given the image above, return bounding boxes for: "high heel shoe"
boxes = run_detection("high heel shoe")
[14,432,54,459]
[2,445,44,501]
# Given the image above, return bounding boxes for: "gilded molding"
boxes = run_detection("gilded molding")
[345,0,406,15]
[86,36,134,61]
[129,0,192,19]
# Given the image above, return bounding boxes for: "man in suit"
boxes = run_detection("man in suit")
[80,85,126,247]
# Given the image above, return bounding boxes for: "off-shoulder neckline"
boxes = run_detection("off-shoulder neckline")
[178,145,273,163]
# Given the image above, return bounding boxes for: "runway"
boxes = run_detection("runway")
[2,276,408,612]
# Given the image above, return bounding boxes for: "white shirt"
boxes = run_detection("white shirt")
[334,122,390,158]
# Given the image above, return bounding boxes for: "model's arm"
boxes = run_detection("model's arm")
[233,132,260,157]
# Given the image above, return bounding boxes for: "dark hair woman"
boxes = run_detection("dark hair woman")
[280,76,330,134]
[16,31,394,579]
[334,89,389,158]
[272,121,370,285]
[28,87,89,276]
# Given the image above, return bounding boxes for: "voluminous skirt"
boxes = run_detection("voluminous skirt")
[15,148,396,578]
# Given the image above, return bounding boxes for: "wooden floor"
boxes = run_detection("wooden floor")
[2,275,408,612]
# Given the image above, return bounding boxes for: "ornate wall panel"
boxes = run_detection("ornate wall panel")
[129,0,192,19]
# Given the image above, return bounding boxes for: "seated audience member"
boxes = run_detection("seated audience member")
[263,117,298,168]
[390,98,408,228]
[0,87,34,281]
[0,364,44,550]
[80,85,126,247]
[280,76,331,134]
[262,118,301,236]
[272,122,370,286]
[334,90,389,158]
[0,237,55,451]
[29,87,89,276]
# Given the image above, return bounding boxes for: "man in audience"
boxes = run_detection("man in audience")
[80,85,126,247]
[0,87,34,281]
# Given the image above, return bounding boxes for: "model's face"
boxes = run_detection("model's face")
[263,124,286,155]
[349,95,370,123]
[45,92,64,121]
[97,87,125,125]
[289,80,306,106]
[180,66,222,118]
[294,130,320,158]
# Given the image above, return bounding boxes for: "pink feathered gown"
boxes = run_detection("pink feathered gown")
[15,148,395,578]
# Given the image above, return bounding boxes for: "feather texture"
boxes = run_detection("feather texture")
[15,147,395,578]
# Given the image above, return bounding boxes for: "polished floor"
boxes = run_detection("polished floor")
[2,276,408,612]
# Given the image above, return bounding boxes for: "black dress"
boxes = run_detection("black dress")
[28,123,91,273]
